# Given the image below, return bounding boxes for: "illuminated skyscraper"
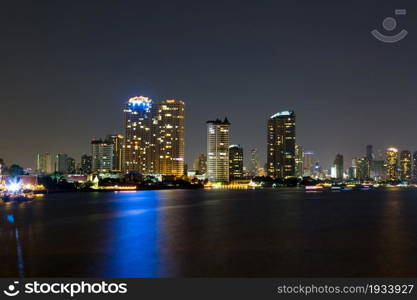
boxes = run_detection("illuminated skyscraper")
[157,99,185,177]
[91,139,114,173]
[249,148,261,177]
[106,134,124,172]
[333,154,344,181]
[123,96,158,174]
[385,148,398,181]
[36,153,54,174]
[229,144,243,179]
[207,118,230,182]
[295,145,304,178]
[303,151,314,176]
[267,110,296,179]
[400,150,412,181]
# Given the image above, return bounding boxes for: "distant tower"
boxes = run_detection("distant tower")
[267,111,296,179]
[333,154,344,180]
[249,148,261,177]
[302,151,314,176]
[106,134,124,172]
[91,139,114,173]
[385,148,398,181]
[122,96,158,174]
[157,99,185,177]
[366,145,374,163]
[229,145,244,179]
[207,118,230,182]
[36,153,54,174]
[193,153,207,175]
[400,150,412,181]
[295,145,304,178]
[81,154,92,174]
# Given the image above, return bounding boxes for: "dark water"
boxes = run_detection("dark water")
[1,188,417,277]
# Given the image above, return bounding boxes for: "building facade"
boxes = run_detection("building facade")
[385,148,398,181]
[294,145,304,178]
[36,153,54,174]
[157,99,185,177]
[207,118,230,182]
[81,154,92,174]
[193,154,207,175]
[91,139,114,173]
[55,154,74,174]
[400,150,412,181]
[106,134,124,172]
[267,111,296,179]
[123,96,159,174]
[229,144,244,179]
[333,154,344,181]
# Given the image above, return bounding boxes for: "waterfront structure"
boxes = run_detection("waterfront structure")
[385,148,398,181]
[400,150,412,181]
[36,153,54,174]
[157,99,185,177]
[91,139,114,173]
[81,154,92,174]
[122,96,158,174]
[333,154,344,181]
[207,118,230,182]
[267,110,296,179]
[193,154,207,175]
[55,154,74,174]
[303,151,314,176]
[229,144,244,179]
[295,145,303,178]
[106,134,124,172]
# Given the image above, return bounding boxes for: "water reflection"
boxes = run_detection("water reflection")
[2,189,417,277]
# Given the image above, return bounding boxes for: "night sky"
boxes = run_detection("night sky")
[1,0,416,170]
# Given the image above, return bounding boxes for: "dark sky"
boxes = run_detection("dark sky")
[1,0,416,170]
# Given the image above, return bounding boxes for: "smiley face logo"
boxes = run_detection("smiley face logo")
[3,282,20,297]
[371,9,408,43]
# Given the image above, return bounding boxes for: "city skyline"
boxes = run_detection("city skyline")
[1,1,417,171]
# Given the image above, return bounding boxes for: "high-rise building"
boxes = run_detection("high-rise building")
[81,154,92,174]
[91,139,114,173]
[294,145,304,178]
[229,144,243,179]
[356,157,370,182]
[123,96,158,174]
[55,154,74,174]
[302,151,314,176]
[36,153,54,174]
[366,145,374,164]
[249,148,261,177]
[157,99,185,177]
[400,150,412,181]
[193,154,207,175]
[371,160,385,181]
[385,148,398,181]
[106,134,124,172]
[267,110,296,179]
[207,118,230,182]
[413,151,417,182]
[333,154,344,180]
